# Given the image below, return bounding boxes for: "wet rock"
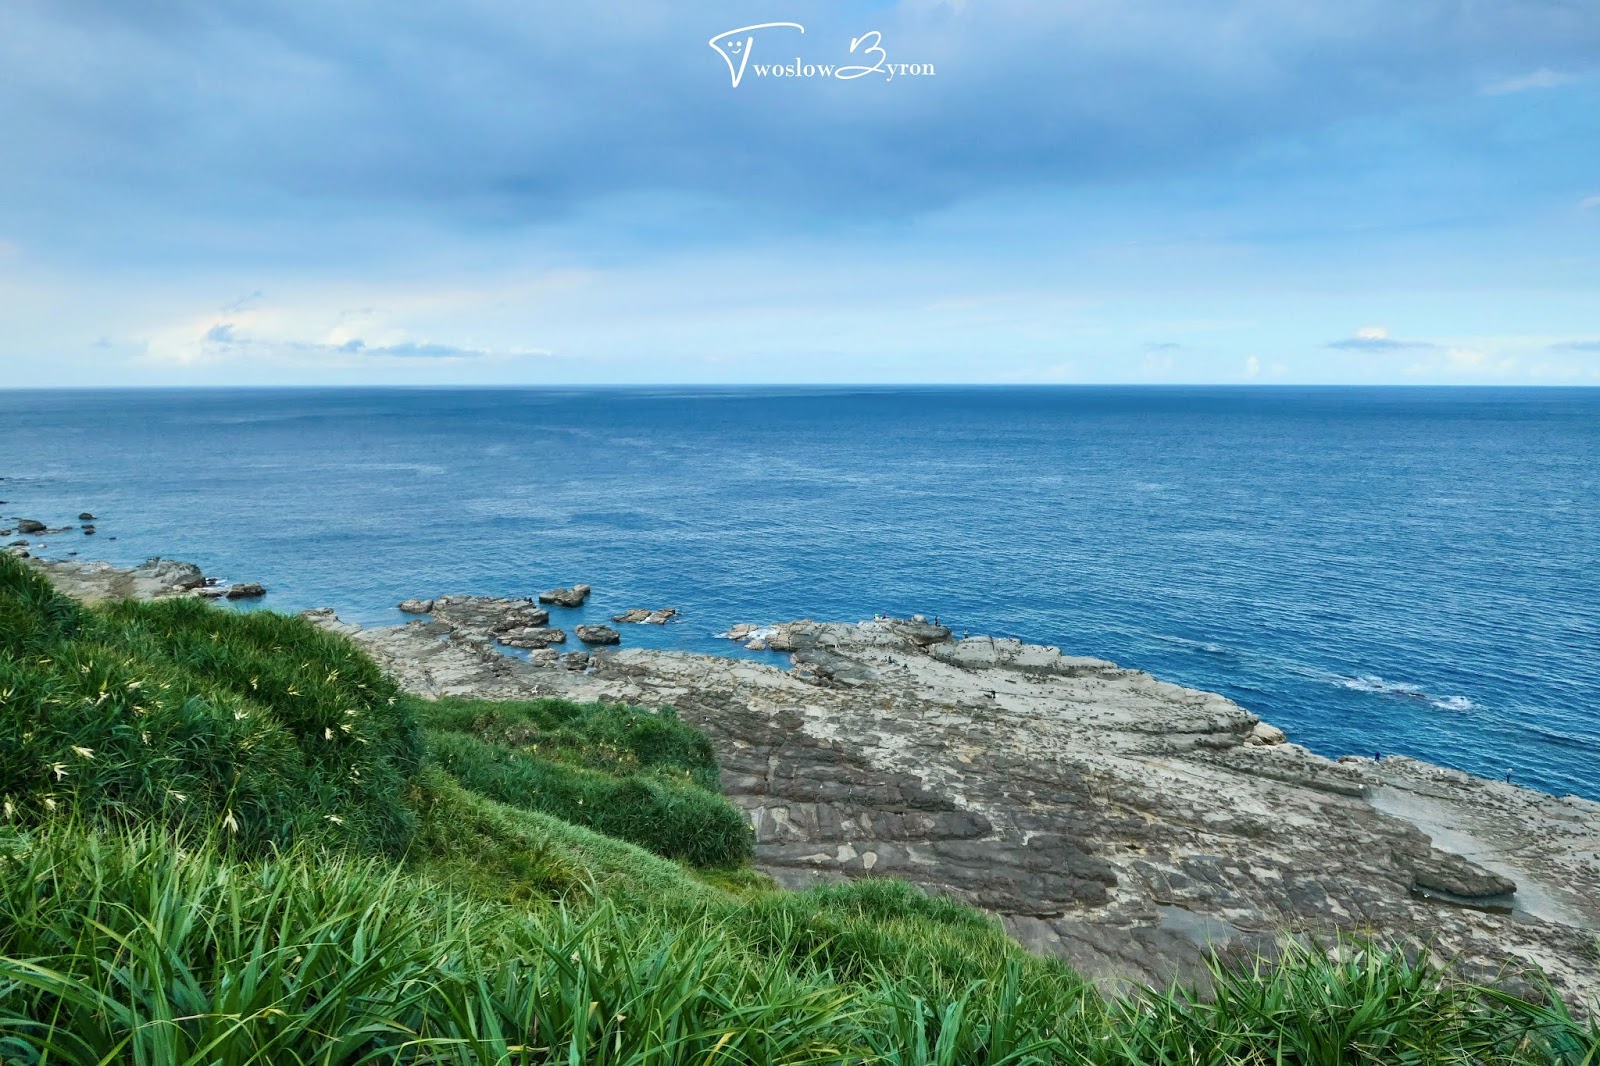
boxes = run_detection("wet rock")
[6,539,25,547]
[78,512,95,521]
[398,598,435,614]
[16,519,46,535]
[575,624,621,645]
[225,582,267,600]
[82,525,96,535]
[539,584,592,607]
[613,607,678,624]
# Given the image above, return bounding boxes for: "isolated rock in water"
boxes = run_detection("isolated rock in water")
[539,584,592,607]
[398,598,435,614]
[6,539,26,547]
[613,607,678,624]
[16,519,46,535]
[575,624,621,645]
[725,623,759,641]
[78,512,95,521]
[744,638,768,651]
[225,582,267,600]
[498,627,566,649]
[82,525,96,535]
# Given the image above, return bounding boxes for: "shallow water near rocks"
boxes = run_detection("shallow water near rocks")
[2,384,1597,798]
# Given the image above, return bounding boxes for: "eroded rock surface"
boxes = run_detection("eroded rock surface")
[329,603,1600,1002]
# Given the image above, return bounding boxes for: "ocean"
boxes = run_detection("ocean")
[2,385,1596,799]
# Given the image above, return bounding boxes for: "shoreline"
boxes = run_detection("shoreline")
[24,553,1600,1002]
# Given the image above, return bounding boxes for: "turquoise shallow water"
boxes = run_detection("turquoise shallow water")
[3,385,1596,799]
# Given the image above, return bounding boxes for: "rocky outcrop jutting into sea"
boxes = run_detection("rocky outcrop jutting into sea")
[28,555,1600,1003]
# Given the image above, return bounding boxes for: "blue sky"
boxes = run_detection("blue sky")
[1,1,1597,386]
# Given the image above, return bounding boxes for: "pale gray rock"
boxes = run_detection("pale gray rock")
[398,598,435,614]
[499,627,566,649]
[29,557,207,601]
[575,624,621,645]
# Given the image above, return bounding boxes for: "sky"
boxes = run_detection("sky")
[1,0,1598,387]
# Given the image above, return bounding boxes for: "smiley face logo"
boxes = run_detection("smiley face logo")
[709,23,804,88]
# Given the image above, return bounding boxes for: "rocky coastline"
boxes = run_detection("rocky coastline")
[25,554,1600,1004]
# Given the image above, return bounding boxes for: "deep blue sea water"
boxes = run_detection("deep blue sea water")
[2,386,1596,799]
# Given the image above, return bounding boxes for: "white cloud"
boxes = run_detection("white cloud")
[1580,195,1600,210]
[1482,68,1578,95]
[1244,355,1261,379]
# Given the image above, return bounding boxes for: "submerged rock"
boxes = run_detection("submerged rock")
[613,607,678,624]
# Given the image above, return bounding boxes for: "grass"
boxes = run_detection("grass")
[1,552,1597,1064]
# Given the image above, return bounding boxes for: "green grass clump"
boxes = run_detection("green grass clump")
[3,826,1594,1065]
[419,695,723,790]
[0,555,421,854]
[420,697,752,868]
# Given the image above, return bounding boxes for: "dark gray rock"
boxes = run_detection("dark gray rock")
[575,624,621,645]
[16,519,46,535]
[539,584,592,607]
[78,512,95,521]
[224,582,267,599]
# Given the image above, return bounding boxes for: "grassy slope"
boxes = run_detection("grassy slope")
[0,554,1595,1065]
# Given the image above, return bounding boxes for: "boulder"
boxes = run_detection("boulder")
[225,582,267,600]
[498,627,566,649]
[78,512,95,521]
[16,519,46,535]
[539,584,592,607]
[575,624,621,645]
[1248,721,1288,746]
[6,539,26,547]
[82,525,96,535]
[398,598,435,614]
